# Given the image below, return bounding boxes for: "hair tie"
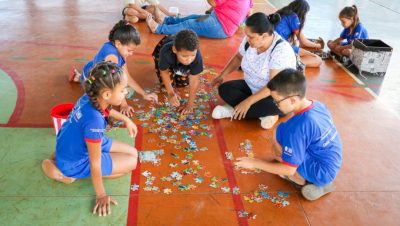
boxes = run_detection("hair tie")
[87,79,93,84]
[101,69,107,76]
[111,69,116,74]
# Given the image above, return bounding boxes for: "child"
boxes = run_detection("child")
[274,0,323,67]
[152,29,203,115]
[70,20,158,117]
[121,0,177,25]
[235,68,342,201]
[43,61,139,216]
[328,5,368,60]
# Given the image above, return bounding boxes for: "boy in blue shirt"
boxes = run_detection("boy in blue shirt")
[235,68,342,201]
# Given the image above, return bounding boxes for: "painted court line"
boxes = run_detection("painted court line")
[127,126,143,226]
[212,117,249,226]
[0,62,25,126]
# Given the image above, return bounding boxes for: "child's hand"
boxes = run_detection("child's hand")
[125,119,138,138]
[179,105,194,115]
[211,76,223,87]
[234,157,258,171]
[93,195,118,217]
[143,92,158,103]
[168,93,181,107]
[120,104,135,118]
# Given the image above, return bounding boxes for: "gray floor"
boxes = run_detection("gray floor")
[269,0,400,116]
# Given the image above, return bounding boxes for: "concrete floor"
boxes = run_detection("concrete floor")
[0,0,400,226]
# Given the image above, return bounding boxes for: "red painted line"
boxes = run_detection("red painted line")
[212,117,249,226]
[316,87,373,101]
[0,123,52,128]
[126,126,143,226]
[0,62,25,125]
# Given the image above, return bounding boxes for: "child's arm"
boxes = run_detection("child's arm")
[87,141,117,216]
[211,52,243,86]
[122,65,158,102]
[235,157,297,176]
[297,32,322,49]
[180,75,200,115]
[109,109,138,138]
[159,69,180,107]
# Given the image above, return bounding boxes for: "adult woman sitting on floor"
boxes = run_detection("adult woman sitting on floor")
[146,0,253,39]
[211,12,296,129]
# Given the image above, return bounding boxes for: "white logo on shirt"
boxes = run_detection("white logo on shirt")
[284,146,293,156]
[90,128,106,133]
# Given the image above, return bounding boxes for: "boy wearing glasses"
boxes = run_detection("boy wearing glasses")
[235,68,342,201]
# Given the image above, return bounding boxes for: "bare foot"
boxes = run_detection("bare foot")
[42,159,76,184]
[69,67,81,83]
[125,15,139,24]
[146,14,159,33]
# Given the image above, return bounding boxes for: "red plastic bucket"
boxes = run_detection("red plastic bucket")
[50,103,74,135]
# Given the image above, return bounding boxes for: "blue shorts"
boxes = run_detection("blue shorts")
[59,137,113,179]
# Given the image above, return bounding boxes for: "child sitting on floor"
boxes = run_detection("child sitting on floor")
[70,20,158,117]
[274,0,323,68]
[235,68,342,201]
[43,61,139,216]
[152,29,203,115]
[122,0,177,25]
[328,5,368,61]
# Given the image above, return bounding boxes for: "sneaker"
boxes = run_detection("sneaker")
[260,115,279,129]
[301,183,335,201]
[212,105,234,119]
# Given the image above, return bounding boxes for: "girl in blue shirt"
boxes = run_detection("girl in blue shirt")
[43,61,139,216]
[275,0,323,68]
[70,20,158,117]
[328,5,369,57]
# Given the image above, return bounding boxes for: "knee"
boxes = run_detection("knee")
[125,147,138,170]
[327,41,334,49]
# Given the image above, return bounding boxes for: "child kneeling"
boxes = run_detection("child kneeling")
[152,29,203,115]
[235,68,342,201]
[42,61,138,216]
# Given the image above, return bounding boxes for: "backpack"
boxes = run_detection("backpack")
[244,39,305,73]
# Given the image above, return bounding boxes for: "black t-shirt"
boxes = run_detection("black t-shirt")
[158,42,203,76]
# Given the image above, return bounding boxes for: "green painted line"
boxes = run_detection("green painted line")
[320,79,336,83]
[11,57,28,60]
[353,83,368,87]
[0,69,17,123]
[73,58,90,62]
[134,60,151,64]
[42,57,61,61]
[0,128,132,226]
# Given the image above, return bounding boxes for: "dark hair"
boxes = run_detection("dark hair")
[245,12,281,35]
[339,5,360,30]
[276,0,310,40]
[109,20,141,45]
[267,68,306,98]
[174,29,199,51]
[83,61,124,120]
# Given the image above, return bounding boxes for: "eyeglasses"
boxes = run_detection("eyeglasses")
[273,95,300,107]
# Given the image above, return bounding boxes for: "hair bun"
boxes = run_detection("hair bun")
[268,13,281,26]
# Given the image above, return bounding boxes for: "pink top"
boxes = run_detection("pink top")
[214,0,253,37]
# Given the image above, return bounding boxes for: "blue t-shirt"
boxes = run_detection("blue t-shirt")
[276,101,342,186]
[340,23,369,45]
[81,41,125,81]
[275,13,301,41]
[55,94,112,178]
